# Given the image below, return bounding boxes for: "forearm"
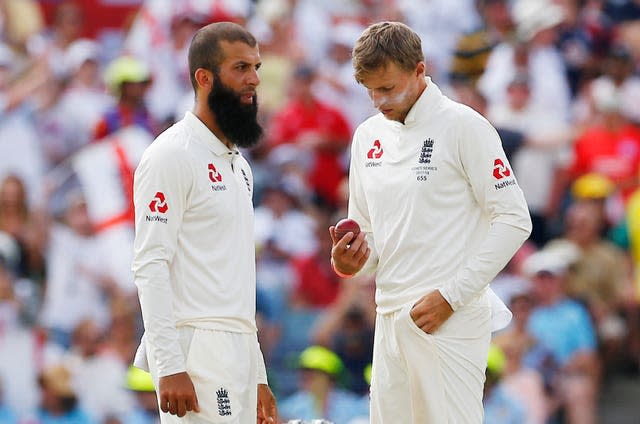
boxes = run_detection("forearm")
[440,221,530,310]
[136,262,185,377]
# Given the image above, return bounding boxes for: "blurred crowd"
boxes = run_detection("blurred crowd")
[0,0,639,423]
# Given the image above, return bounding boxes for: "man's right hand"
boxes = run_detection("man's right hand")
[159,372,200,417]
[329,227,370,276]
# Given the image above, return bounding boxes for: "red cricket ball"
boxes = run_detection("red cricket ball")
[334,218,361,242]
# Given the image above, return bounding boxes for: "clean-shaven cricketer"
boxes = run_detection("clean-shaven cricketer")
[132,22,277,423]
[330,22,532,423]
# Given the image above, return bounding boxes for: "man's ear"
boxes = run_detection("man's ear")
[194,68,213,91]
[415,61,426,78]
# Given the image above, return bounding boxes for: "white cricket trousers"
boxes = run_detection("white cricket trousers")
[147,326,258,423]
[370,295,492,423]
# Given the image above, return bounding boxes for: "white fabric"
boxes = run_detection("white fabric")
[147,326,259,423]
[370,295,491,423]
[349,78,531,318]
[132,111,265,380]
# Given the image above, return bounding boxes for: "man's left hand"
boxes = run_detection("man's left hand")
[410,290,454,334]
[257,383,277,423]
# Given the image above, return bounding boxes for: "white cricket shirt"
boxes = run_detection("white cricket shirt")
[132,111,262,377]
[349,78,532,314]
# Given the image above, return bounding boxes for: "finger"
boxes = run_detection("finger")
[340,231,356,246]
[356,247,371,267]
[185,397,193,412]
[335,232,354,250]
[177,398,187,417]
[169,396,178,415]
[328,226,337,244]
[160,394,169,413]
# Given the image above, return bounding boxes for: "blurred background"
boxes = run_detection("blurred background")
[0,0,639,422]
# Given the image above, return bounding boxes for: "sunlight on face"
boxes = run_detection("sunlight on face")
[217,41,262,105]
[359,61,426,123]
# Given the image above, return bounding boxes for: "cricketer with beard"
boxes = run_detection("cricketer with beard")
[131,22,278,423]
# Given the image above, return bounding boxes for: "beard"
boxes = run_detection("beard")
[207,75,263,149]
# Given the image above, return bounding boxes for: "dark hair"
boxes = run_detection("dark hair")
[352,22,424,83]
[188,22,257,91]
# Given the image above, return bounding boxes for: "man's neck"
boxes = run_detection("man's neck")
[192,103,234,149]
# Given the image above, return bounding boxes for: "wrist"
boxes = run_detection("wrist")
[331,257,354,279]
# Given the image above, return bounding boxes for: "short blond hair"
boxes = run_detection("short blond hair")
[352,22,424,83]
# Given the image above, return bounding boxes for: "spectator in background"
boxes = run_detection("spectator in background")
[493,280,558,395]
[450,0,515,85]
[248,0,303,121]
[0,175,46,289]
[482,344,527,424]
[63,319,133,422]
[524,249,600,424]
[27,1,84,78]
[314,21,374,132]
[279,345,369,423]
[93,56,155,141]
[494,331,550,424]
[555,0,610,97]
[27,363,92,424]
[57,38,113,152]
[546,185,634,374]
[0,46,48,209]
[266,65,351,210]
[594,44,640,125]
[39,191,113,349]
[565,78,640,205]
[479,0,572,122]
[254,179,317,324]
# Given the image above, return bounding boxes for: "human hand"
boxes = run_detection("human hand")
[329,226,370,276]
[158,372,200,417]
[257,383,278,423]
[410,290,454,334]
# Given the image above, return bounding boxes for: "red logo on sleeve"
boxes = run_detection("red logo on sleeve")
[149,192,168,213]
[492,158,511,180]
[367,140,384,159]
[208,164,223,182]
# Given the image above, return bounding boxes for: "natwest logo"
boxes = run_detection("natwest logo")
[149,192,168,213]
[492,158,511,180]
[367,139,384,159]
[208,163,223,182]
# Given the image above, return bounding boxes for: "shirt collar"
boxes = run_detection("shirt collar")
[183,110,240,157]
[403,77,442,126]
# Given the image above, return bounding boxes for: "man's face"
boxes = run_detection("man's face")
[206,41,263,148]
[359,61,425,123]
[215,40,261,105]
